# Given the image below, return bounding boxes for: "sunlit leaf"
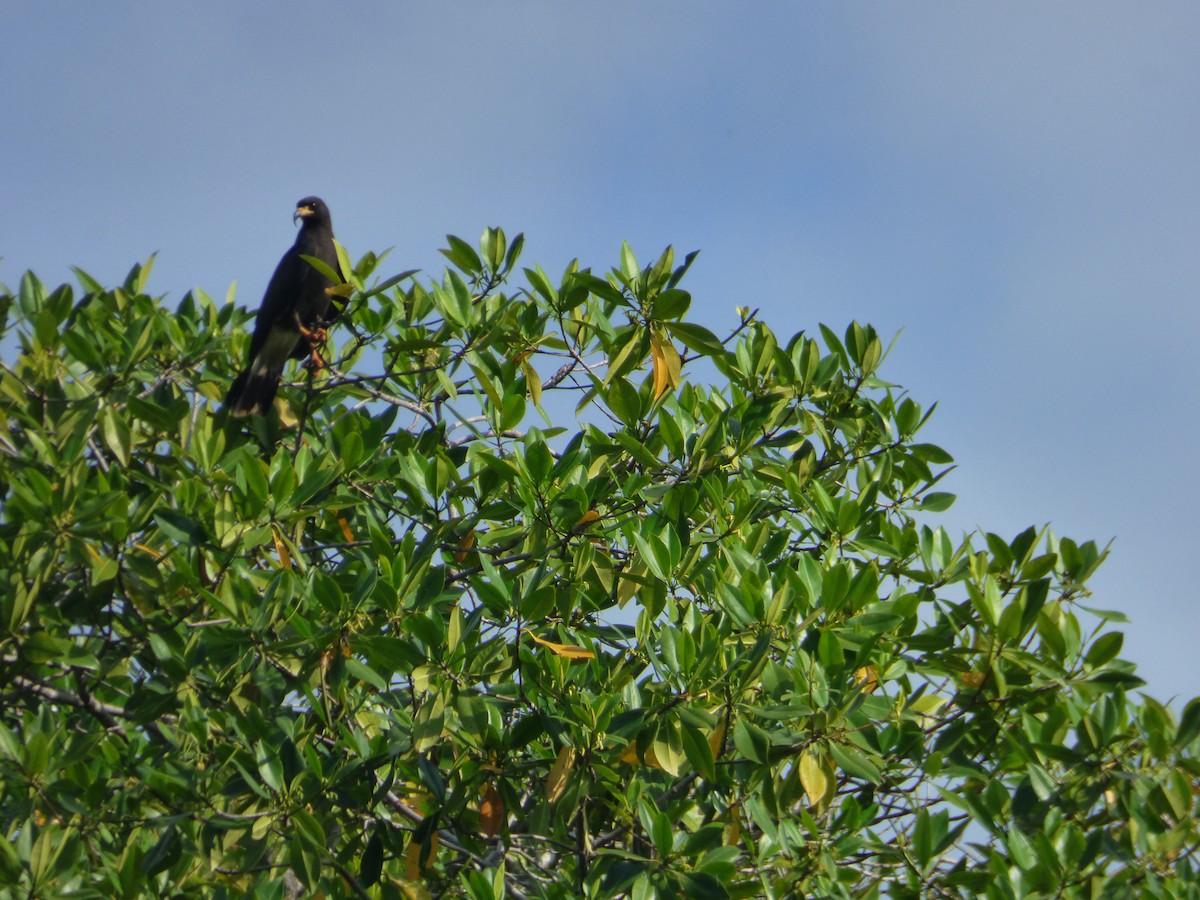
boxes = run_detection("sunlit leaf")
[650,329,681,400]
[798,750,832,809]
[723,803,742,847]
[545,745,576,802]
[272,526,293,570]
[406,830,439,881]
[573,509,602,531]
[853,665,879,693]
[479,783,504,837]
[524,629,595,661]
[454,529,476,563]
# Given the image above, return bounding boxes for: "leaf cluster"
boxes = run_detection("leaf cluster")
[0,236,1197,898]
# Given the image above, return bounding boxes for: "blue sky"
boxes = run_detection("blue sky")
[5,4,1198,702]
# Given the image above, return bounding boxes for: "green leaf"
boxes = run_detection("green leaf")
[256,742,284,792]
[652,289,691,320]
[919,491,956,512]
[613,430,662,469]
[666,321,726,357]
[1084,631,1123,669]
[364,268,420,298]
[680,723,717,781]
[523,434,553,484]
[817,629,844,670]
[360,830,384,887]
[619,241,640,282]
[292,809,326,855]
[818,323,849,368]
[100,407,131,467]
[1177,697,1200,750]
[829,742,882,784]
[605,328,648,386]
[480,226,505,273]
[910,443,955,464]
[155,509,205,546]
[298,253,341,283]
[608,377,642,427]
[1021,553,1058,581]
[345,658,387,691]
[524,265,557,304]
[1006,826,1037,871]
[733,719,770,764]
[911,809,935,868]
[142,824,180,877]
[504,231,526,272]
[442,234,483,274]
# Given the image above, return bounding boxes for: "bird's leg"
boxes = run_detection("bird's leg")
[298,321,330,373]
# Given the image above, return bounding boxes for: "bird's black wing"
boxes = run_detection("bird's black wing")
[284,222,342,359]
[226,241,315,416]
[247,245,311,363]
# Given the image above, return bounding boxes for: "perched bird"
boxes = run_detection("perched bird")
[225,196,344,417]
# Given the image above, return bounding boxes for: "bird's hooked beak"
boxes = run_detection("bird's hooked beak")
[293,204,314,225]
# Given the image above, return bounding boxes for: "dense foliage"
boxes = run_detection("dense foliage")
[1,233,1198,898]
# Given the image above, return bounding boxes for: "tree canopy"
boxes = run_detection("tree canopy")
[1,232,1197,898]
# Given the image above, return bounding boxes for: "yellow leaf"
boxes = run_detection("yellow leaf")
[618,740,661,768]
[617,558,648,607]
[799,750,832,809]
[545,745,575,802]
[479,783,504,837]
[251,811,273,840]
[334,511,354,543]
[723,802,742,847]
[650,332,668,399]
[274,397,300,428]
[395,880,433,900]
[396,781,435,816]
[604,329,644,387]
[454,529,476,563]
[524,629,595,661]
[961,670,987,689]
[573,509,602,531]
[406,830,439,881]
[650,330,682,399]
[663,339,682,389]
[853,665,879,693]
[271,527,292,570]
[519,356,542,407]
[324,282,354,299]
[708,722,726,759]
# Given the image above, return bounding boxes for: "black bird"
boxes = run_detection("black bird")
[225,196,344,417]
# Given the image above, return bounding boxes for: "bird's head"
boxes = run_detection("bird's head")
[293,196,331,227]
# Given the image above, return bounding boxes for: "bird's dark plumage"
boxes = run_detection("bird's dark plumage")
[225,196,344,417]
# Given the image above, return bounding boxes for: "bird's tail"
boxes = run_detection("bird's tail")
[225,367,281,418]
